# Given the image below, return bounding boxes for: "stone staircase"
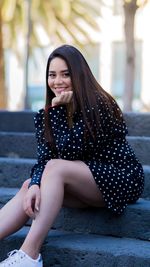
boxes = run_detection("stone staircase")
[0,110,150,267]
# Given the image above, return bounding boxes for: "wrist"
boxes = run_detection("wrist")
[51,100,57,107]
[28,183,40,189]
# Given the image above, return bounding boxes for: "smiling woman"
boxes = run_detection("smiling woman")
[0,44,144,267]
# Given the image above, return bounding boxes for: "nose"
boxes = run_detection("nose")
[54,75,63,84]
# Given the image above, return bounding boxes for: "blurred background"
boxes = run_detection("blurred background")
[0,0,150,112]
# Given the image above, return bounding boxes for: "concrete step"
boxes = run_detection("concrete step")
[0,110,150,136]
[143,165,150,199]
[0,132,37,159]
[124,112,150,137]
[0,157,149,199]
[0,132,150,165]
[0,157,35,187]
[0,187,19,208]
[127,136,150,165]
[0,111,34,133]
[54,198,150,241]
[0,228,150,266]
[0,188,150,241]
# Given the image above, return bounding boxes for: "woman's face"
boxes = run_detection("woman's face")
[48,57,73,96]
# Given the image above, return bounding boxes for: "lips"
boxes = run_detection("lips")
[55,87,67,93]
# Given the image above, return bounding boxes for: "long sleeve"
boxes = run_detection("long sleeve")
[48,105,85,160]
[29,109,57,187]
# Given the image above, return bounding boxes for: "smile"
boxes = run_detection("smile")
[55,87,67,92]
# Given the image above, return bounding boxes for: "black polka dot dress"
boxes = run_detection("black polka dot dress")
[30,103,144,214]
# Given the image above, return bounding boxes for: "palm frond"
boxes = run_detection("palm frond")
[72,2,100,30]
[1,0,16,21]
[1,0,102,54]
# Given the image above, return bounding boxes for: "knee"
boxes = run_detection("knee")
[21,178,31,191]
[45,159,66,174]
[42,159,67,182]
[45,159,58,170]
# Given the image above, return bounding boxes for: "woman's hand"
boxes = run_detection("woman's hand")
[52,91,73,107]
[23,185,41,219]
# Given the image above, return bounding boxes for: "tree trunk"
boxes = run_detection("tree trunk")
[23,0,31,109]
[0,7,6,109]
[123,0,138,111]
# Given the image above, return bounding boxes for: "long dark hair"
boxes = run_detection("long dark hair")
[44,44,123,145]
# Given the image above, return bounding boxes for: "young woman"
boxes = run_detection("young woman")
[0,45,144,267]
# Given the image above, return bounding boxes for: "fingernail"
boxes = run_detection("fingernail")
[36,206,39,212]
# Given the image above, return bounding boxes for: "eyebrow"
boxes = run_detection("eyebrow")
[48,69,69,73]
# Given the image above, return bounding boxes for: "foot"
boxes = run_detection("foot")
[0,250,43,267]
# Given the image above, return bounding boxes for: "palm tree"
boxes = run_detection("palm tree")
[123,0,148,111]
[0,0,100,109]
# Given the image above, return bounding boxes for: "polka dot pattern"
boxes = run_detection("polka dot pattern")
[30,104,144,214]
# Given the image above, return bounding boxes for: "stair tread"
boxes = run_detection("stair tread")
[12,227,150,254]
[0,131,150,138]
[0,187,149,209]
[1,228,150,266]
[0,158,149,200]
[0,132,150,165]
[0,189,150,241]
[0,157,36,163]
[0,156,150,167]
[0,187,19,196]
[0,111,150,136]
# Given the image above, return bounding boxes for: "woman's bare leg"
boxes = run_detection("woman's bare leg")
[20,159,104,259]
[0,179,87,241]
[0,180,30,240]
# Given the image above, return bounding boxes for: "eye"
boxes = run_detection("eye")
[48,73,56,78]
[63,72,70,77]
